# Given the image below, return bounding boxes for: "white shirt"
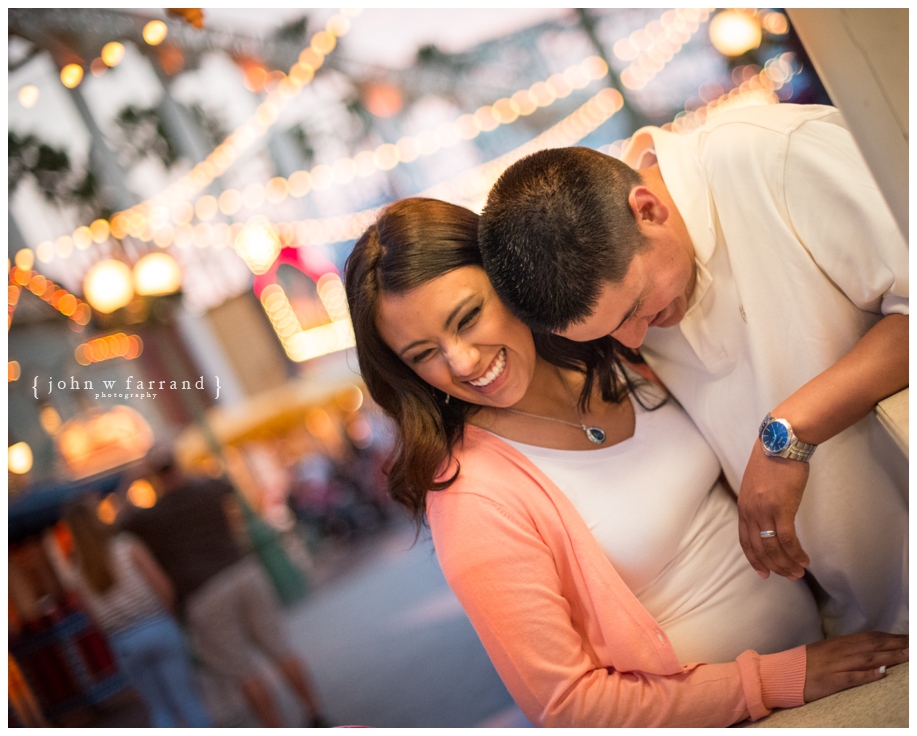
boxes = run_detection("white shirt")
[623,104,908,637]
[501,396,822,664]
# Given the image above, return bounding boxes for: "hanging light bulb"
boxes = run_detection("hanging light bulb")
[83,260,134,314]
[709,10,762,57]
[133,252,182,296]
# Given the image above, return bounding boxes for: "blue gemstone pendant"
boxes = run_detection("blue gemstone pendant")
[585,426,606,444]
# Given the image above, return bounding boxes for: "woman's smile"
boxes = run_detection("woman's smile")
[376,266,537,409]
[468,348,507,389]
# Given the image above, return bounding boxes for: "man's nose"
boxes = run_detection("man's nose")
[614,319,649,349]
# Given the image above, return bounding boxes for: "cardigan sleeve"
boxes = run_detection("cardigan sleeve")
[427,488,807,727]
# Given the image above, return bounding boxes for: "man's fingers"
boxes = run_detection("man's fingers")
[738,516,771,578]
[747,516,804,579]
[758,536,804,578]
[774,508,810,568]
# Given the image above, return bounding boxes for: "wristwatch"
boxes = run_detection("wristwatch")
[758,414,817,462]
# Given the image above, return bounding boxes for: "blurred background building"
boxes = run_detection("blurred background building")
[9,7,900,728]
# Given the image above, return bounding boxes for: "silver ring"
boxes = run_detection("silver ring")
[760,530,777,539]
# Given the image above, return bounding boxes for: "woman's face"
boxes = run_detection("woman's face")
[376,265,537,408]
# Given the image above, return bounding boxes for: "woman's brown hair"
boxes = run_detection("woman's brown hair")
[344,197,654,527]
[64,500,116,594]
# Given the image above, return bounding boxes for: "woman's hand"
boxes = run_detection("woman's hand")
[804,632,908,702]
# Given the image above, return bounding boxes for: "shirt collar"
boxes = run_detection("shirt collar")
[622,127,717,310]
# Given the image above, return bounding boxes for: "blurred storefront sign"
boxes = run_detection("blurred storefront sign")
[57,405,155,480]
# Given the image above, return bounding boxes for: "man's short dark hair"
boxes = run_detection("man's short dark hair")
[479,147,646,333]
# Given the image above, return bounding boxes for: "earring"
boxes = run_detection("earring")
[444,392,451,405]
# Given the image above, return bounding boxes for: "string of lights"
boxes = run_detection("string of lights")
[28,52,611,265]
[174,54,611,226]
[599,53,800,157]
[614,8,714,90]
[273,86,626,249]
[74,332,144,366]
[9,262,92,330]
[24,7,718,266]
[27,9,361,266]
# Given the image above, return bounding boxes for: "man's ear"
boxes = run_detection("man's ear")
[628,186,669,228]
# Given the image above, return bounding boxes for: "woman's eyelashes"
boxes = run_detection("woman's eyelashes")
[410,348,434,364]
[457,305,481,331]
[407,304,483,364]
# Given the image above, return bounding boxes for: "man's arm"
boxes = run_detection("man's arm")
[738,313,908,578]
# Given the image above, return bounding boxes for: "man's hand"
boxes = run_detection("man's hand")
[737,441,810,579]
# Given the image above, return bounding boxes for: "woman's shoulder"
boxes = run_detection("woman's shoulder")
[428,425,561,524]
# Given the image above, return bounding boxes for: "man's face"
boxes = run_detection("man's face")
[558,235,696,348]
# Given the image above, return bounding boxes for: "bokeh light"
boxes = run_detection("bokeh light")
[133,252,182,296]
[18,85,39,108]
[83,260,134,314]
[60,64,84,89]
[709,10,762,57]
[101,41,125,67]
[8,442,33,475]
[143,20,168,45]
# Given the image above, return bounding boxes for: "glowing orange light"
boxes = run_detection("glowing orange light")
[97,495,118,525]
[133,252,181,296]
[143,20,168,46]
[14,249,34,271]
[101,42,125,67]
[709,10,762,57]
[83,260,134,314]
[363,82,403,118]
[9,442,33,474]
[60,64,84,89]
[127,479,157,508]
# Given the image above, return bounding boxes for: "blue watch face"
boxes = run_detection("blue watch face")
[762,421,790,453]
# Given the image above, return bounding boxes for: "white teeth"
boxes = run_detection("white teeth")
[469,348,506,387]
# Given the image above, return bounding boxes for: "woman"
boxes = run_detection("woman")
[344,198,907,727]
[63,500,213,728]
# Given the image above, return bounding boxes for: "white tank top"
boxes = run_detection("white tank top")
[500,396,823,663]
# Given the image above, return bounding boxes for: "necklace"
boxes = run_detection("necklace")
[501,402,607,445]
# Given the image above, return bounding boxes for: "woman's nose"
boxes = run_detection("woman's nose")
[443,342,480,378]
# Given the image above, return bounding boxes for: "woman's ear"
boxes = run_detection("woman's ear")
[628,186,670,228]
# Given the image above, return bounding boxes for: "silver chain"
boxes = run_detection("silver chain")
[499,372,607,445]
[501,406,589,433]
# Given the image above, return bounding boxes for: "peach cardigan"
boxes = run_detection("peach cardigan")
[427,425,807,727]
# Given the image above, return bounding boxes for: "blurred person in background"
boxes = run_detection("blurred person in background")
[62,500,213,728]
[343,197,907,727]
[121,452,330,728]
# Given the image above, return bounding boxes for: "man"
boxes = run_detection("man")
[478,103,907,638]
[123,453,330,727]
